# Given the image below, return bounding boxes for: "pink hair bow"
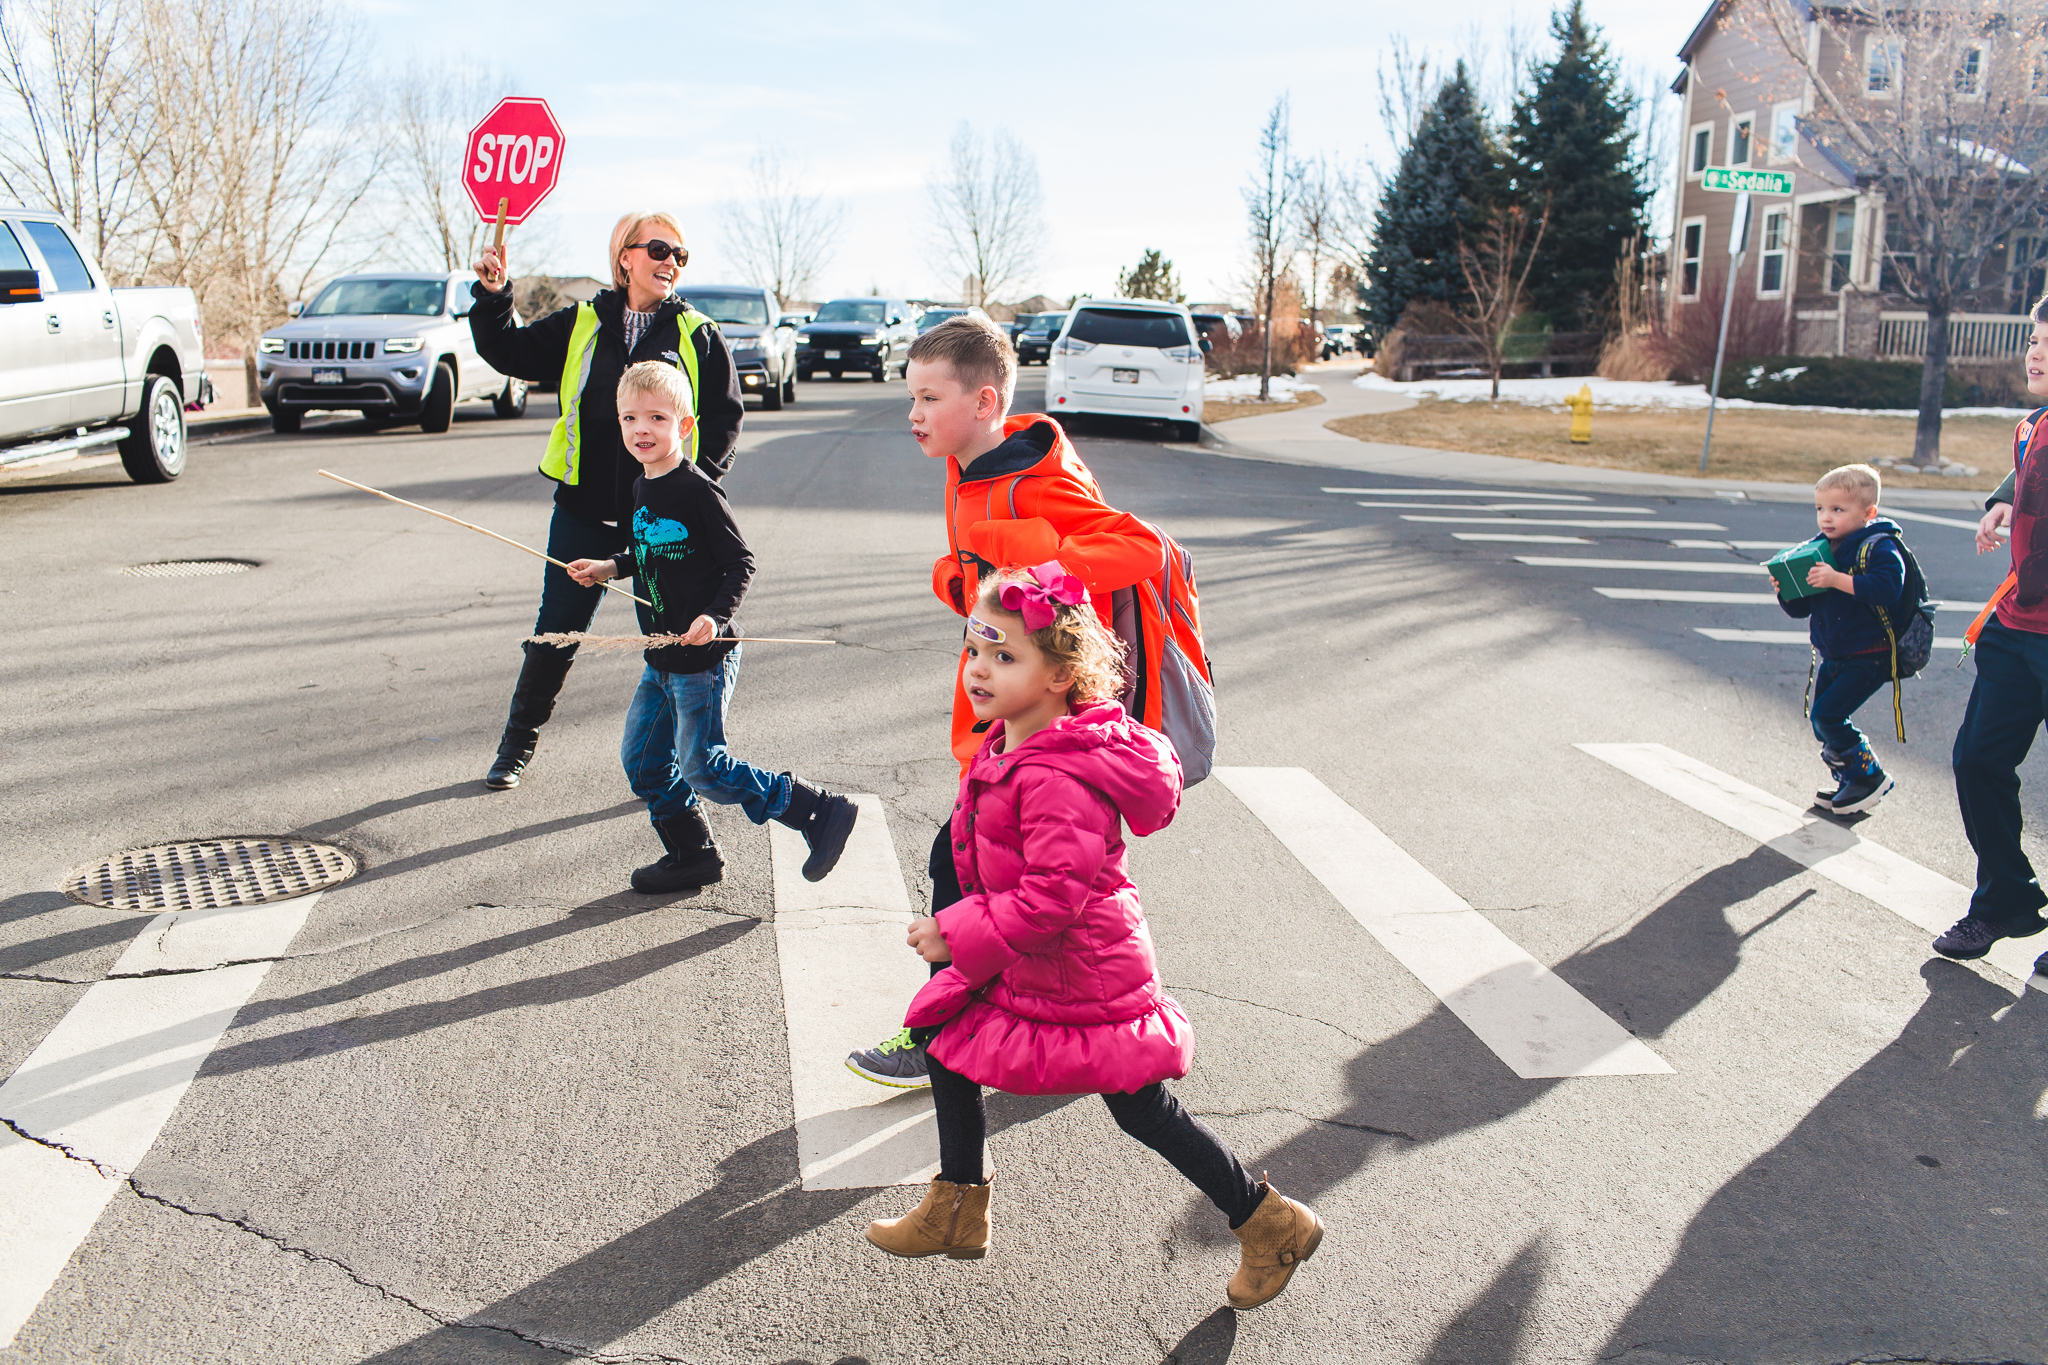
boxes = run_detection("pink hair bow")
[998,560,1088,631]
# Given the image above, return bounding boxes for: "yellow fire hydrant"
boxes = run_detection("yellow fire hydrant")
[1567,383,1593,444]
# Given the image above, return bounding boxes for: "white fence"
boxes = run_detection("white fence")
[1875,312,2032,361]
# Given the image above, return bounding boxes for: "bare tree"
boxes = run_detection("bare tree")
[1375,37,1436,150]
[926,123,1045,306]
[1293,155,1337,332]
[389,58,502,271]
[723,148,844,307]
[1752,0,2048,467]
[0,0,149,272]
[1243,96,1297,401]
[1456,199,1551,400]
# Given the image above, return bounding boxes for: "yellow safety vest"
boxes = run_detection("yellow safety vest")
[540,300,711,484]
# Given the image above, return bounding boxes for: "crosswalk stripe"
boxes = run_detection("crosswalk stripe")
[1883,507,1989,532]
[1320,487,1592,501]
[1213,767,1672,1079]
[1597,587,1777,604]
[1404,516,1730,530]
[1355,503,1653,513]
[1576,743,2046,990]
[1454,533,1591,544]
[1694,627,1967,647]
[767,795,938,1190]
[0,892,326,1347]
[1519,557,1770,576]
[1669,539,1790,550]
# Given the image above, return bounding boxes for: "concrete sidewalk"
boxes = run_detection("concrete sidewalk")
[1203,362,1991,510]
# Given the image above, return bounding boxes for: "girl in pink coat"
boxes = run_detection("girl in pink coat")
[863,562,1324,1309]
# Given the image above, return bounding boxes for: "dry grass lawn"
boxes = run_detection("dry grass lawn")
[1203,389,1325,424]
[1325,400,2015,492]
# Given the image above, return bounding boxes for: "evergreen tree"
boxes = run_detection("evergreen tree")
[1116,248,1184,302]
[1507,0,1649,333]
[1359,63,1505,335]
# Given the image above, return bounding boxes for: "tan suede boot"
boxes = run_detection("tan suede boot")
[864,1178,992,1260]
[1227,1179,1323,1308]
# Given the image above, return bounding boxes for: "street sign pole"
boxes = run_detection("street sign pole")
[1700,190,1752,474]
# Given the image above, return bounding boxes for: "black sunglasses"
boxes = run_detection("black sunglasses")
[626,239,688,265]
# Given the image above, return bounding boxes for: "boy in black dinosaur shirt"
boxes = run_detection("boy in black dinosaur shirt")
[568,362,857,893]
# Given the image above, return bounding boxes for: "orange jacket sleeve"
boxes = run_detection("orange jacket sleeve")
[932,554,969,616]
[964,481,1163,593]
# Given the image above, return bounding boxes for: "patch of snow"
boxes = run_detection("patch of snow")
[1206,374,1322,403]
[1354,371,2029,419]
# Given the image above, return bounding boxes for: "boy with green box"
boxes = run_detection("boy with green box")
[1774,463,1911,814]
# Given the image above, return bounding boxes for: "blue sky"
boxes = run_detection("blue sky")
[361,1,1704,304]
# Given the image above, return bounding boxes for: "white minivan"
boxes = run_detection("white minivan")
[1042,298,1207,442]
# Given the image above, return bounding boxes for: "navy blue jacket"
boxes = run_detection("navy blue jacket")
[1778,518,1909,658]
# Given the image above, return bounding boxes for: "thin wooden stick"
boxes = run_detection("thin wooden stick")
[492,197,508,254]
[316,469,653,607]
[527,632,837,650]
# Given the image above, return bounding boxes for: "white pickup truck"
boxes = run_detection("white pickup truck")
[0,205,207,483]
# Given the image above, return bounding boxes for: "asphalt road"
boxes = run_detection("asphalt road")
[1,371,2044,1365]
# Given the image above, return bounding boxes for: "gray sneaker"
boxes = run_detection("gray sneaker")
[846,1028,931,1089]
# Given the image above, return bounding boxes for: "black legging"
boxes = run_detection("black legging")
[927,1051,1265,1227]
[921,830,1263,1227]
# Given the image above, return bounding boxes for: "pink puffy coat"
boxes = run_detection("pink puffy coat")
[905,698,1195,1096]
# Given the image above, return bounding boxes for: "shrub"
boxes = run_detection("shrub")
[1732,355,1970,409]
[1659,261,1788,383]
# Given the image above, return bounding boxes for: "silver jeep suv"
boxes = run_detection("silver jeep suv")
[256,272,525,434]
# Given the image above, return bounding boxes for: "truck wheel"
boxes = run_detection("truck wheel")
[783,374,796,404]
[760,372,784,410]
[872,361,890,383]
[119,374,187,483]
[829,369,842,380]
[492,378,528,419]
[270,406,302,434]
[420,362,455,433]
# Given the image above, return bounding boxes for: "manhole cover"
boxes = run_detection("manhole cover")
[120,560,255,578]
[64,838,357,914]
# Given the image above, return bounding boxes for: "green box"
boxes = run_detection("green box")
[1763,538,1835,599]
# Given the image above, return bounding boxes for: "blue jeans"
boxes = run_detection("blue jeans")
[1810,655,1892,756]
[1952,618,2048,926]
[620,650,791,825]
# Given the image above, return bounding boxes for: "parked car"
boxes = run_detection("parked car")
[1043,298,1208,443]
[915,305,991,334]
[1014,311,1067,365]
[258,272,522,434]
[688,284,796,411]
[1321,323,1361,359]
[0,205,205,483]
[795,297,918,382]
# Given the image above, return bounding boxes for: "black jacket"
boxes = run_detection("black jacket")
[1777,518,1910,658]
[610,461,754,674]
[468,282,745,523]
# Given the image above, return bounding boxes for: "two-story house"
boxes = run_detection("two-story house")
[1669,0,2036,389]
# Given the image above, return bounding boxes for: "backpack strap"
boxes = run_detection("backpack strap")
[1857,537,1907,743]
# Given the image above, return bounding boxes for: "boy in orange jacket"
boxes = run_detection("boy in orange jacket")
[845,315,1168,1089]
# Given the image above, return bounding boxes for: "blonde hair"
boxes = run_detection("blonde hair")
[909,315,1017,411]
[976,569,1127,705]
[608,211,687,290]
[1817,462,1881,507]
[618,360,692,412]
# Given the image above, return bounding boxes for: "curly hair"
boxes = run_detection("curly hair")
[975,569,1128,705]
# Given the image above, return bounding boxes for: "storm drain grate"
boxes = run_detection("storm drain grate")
[64,838,357,913]
[121,559,255,578]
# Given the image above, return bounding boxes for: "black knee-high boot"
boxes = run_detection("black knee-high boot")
[486,642,577,789]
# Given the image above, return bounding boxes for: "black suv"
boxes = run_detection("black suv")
[1014,311,1066,365]
[796,298,918,382]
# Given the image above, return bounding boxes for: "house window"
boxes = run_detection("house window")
[1880,212,1917,293]
[1956,42,1986,98]
[1830,206,1857,290]
[1681,217,1705,300]
[1866,36,1902,96]
[1769,101,1800,164]
[1758,209,1789,296]
[1689,122,1712,178]
[2011,235,2048,312]
[1730,114,1753,167]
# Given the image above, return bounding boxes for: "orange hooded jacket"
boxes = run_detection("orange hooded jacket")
[935,414,1165,770]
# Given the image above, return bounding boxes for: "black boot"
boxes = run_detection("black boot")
[1813,748,1851,811]
[774,776,859,882]
[632,805,724,893]
[486,642,576,790]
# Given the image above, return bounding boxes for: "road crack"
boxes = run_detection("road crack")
[1167,983,1374,1047]
[1192,1104,1418,1142]
[2,1115,123,1179]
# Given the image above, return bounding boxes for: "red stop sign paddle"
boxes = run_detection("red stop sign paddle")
[464,97,565,251]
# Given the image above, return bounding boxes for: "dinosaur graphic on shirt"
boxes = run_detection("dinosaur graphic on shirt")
[632,506,692,619]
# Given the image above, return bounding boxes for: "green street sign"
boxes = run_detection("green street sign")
[1702,167,1794,195]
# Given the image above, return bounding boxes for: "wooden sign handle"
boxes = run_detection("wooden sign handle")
[492,197,508,256]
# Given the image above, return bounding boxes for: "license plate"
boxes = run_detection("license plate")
[313,367,344,384]
[822,350,841,359]
[1112,368,1139,384]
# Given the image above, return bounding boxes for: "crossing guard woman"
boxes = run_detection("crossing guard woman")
[468,210,746,789]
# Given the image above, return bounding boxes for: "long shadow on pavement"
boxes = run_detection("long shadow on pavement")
[1597,960,2048,1364]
